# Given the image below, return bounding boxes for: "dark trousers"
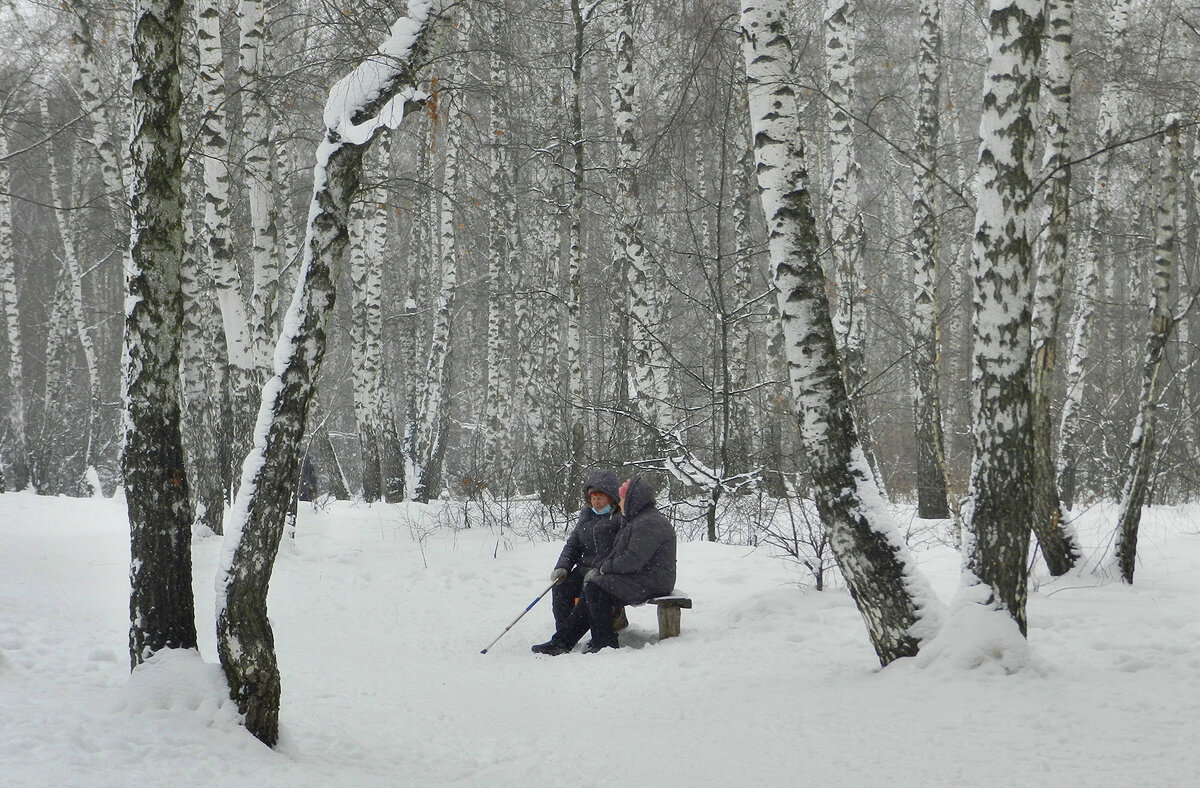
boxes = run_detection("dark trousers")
[556,579,619,648]
[551,567,588,633]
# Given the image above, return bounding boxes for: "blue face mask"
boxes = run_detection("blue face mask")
[591,504,612,516]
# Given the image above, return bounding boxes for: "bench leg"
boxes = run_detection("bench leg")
[657,603,682,639]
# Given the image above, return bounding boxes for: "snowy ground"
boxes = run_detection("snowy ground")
[2,490,1199,787]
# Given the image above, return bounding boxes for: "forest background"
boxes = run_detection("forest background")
[2,0,1200,746]
[2,0,1197,524]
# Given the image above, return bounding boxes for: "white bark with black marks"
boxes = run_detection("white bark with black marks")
[962,0,1044,637]
[217,1,443,746]
[1115,119,1180,584]
[125,0,197,668]
[740,0,939,666]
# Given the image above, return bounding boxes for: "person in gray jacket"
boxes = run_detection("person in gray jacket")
[530,470,622,655]
[541,475,676,654]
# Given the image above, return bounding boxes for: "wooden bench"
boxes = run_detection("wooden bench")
[636,593,692,640]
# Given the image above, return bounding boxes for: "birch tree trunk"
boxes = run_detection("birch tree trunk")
[64,0,128,221]
[1057,0,1134,510]
[740,0,937,666]
[349,200,382,501]
[191,0,235,531]
[910,0,952,520]
[217,2,443,745]
[0,129,30,492]
[180,208,226,534]
[613,0,669,446]
[126,0,197,667]
[963,0,1044,637]
[563,0,594,509]
[219,0,277,481]
[1029,0,1080,575]
[45,115,102,495]
[822,0,879,486]
[349,140,399,503]
[484,32,513,486]
[407,15,467,502]
[1114,119,1180,584]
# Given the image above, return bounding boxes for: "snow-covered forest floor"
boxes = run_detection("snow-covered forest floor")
[2,491,1198,786]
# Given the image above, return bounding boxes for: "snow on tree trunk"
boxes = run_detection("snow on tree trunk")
[1057,0,1133,511]
[216,1,443,745]
[1114,119,1180,584]
[962,0,1044,638]
[909,0,952,521]
[125,0,198,668]
[1029,0,1080,575]
[740,0,938,666]
[1,129,29,492]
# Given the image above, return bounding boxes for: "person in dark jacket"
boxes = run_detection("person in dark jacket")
[530,470,623,655]
[543,476,676,654]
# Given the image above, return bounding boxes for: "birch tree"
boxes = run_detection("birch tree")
[1029,0,1080,574]
[483,24,513,485]
[64,0,128,222]
[1115,118,1181,584]
[962,0,1043,637]
[740,0,938,666]
[407,14,468,503]
[126,0,197,667]
[0,127,29,492]
[349,140,401,502]
[613,0,670,446]
[909,0,951,520]
[1057,0,1134,510]
[191,0,235,532]
[561,0,596,508]
[216,2,443,745]
[822,0,878,483]
[44,111,102,495]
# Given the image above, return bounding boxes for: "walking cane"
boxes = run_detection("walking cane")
[480,577,561,654]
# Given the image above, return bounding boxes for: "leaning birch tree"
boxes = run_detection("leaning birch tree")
[216,1,444,745]
[125,0,197,667]
[962,0,1044,637]
[739,0,939,666]
[1114,118,1181,584]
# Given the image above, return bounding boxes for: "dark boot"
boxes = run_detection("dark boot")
[582,638,618,654]
[583,582,620,652]
[531,638,571,656]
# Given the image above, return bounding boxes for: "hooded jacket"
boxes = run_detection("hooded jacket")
[554,470,622,572]
[594,476,676,603]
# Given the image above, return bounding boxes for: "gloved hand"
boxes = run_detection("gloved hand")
[584,568,601,584]
[550,568,567,583]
